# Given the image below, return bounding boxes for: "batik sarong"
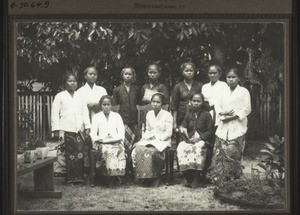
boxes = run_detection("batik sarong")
[132,146,165,179]
[54,146,66,177]
[211,135,245,177]
[53,132,85,181]
[177,140,207,171]
[64,132,84,183]
[95,142,126,176]
[124,124,136,152]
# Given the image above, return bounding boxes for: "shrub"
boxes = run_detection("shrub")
[206,152,244,188]
[17,109,34,153]
[257,135,284,187]
[17,109,46,153]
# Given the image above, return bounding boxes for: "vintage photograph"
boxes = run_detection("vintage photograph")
[14,20,288,212]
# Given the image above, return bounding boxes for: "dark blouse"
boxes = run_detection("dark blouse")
[141,82,170,105]
[170,80,203,125]
[112,84,141,125]
[182,108,214,145]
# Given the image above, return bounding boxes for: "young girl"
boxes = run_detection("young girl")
[131,93,173,187]
[211,68,251,179]
[90,95,126,187]
[176,92,214,188]
[202,65,228,127]
[170,62,203,130]
[141,63,170,105]
[77,66,107,174]
[51,72,90,184]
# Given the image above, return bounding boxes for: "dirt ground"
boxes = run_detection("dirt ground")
[17,139,267,212]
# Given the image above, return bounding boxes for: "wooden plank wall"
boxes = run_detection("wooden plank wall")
[17,93,55,141]
[17,90,283,140]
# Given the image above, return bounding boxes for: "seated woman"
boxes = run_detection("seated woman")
[131,93,173,187]
[177,92,214,188]
[90,95,126,187]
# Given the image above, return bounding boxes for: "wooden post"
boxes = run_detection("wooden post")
[39,95,43,138]
[33,95,36,137]
[47,95,51,135]
[42,95,46,143]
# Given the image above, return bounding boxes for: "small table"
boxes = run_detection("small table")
[18,156,62,198]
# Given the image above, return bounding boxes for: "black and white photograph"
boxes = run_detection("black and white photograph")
[12,19,291,212]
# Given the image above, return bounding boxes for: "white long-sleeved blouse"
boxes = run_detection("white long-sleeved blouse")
[215,85,251,140]
[90,111,125,143]
[51,90,90,133]
[77,83,107,120]
[143,109,173,146]
[202,80,228,126]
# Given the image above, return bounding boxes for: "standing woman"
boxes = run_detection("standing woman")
[77,66,108,121]
[51,71,90,184]
[90,95,126,187]
[112,66,140,183]
[132,93,173,187]
[77,66,107,174]
[202,65,228,127]
[112,67,140,148]
[177,92,214,188]
[211,68,251,179]
[141,63,170,105]
[170,62,203,130]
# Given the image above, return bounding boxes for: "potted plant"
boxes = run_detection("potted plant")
[23,130,39,163]
[208,135,285,209]
[17,141,26,169]
[34,137,49,159]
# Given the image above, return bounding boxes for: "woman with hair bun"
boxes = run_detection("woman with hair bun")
[211,67,251,180]
[141,62,170,105]
[177,91,214,188]
[90,95,126,187]
[77,66,107,121]
[77,66,108,174]
[132,93,173,187]
[170,62,203,130]
[51,71,90,184]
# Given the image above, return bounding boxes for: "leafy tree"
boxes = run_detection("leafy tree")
[17,22,284,95]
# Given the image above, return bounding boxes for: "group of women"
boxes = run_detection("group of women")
[51,62,251,188]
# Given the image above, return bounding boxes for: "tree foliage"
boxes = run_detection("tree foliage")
[17,22,284,94]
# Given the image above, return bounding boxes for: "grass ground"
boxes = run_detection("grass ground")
[17,139,267,212]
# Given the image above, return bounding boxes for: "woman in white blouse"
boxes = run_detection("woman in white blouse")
[211,67,251,180]
[131,93,173,187]
[90,95,126,187]
[77,66,108,176]
[77,66,108,121]
[202,65,228,127]
[51,72,90,184]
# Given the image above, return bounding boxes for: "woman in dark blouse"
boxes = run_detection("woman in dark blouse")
[170,62,203,130]
[176,92,214,188]
[141,63,170,105]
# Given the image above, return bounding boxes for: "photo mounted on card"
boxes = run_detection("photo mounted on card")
[5,0,297,214]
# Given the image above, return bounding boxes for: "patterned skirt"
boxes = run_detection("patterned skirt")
[95,142,126,176]
[177,141,207,172]
[132,146,165,179]
[211,135,245,177]
[124,124,136,152]
[54,132,85,183]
